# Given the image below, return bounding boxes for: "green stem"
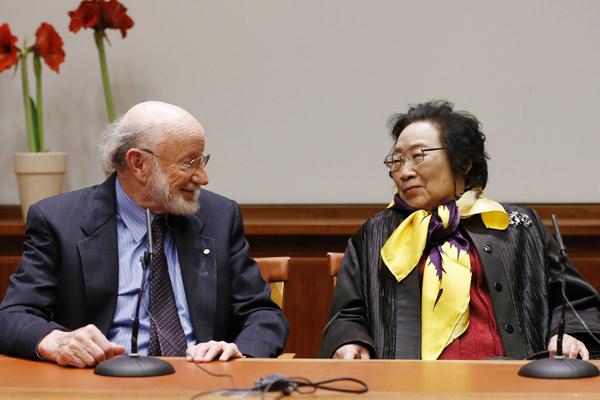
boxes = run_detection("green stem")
[95,31,116,123]
[34,54,44,152]
[20,50,36,152]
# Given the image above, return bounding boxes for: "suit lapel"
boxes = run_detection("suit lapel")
[170,214,216,343]
[77,174,120,335]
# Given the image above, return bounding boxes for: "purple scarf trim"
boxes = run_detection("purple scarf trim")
[391,193,470,307]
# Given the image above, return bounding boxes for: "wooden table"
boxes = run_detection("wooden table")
[1,356,600,399]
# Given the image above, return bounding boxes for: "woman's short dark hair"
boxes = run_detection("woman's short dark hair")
[387,100,489,190]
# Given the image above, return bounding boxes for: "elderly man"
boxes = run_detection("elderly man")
[0,101,288,367]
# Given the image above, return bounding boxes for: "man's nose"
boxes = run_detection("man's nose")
[191,165,209,185]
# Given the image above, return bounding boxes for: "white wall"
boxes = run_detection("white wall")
[1,0,599,205]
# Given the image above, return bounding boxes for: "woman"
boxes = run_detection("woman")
[318,100,600,360]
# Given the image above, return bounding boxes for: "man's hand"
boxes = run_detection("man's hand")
[333,344,371,359]
[37,324,126,368]
[186,340,243,362]
[548,334,590,360]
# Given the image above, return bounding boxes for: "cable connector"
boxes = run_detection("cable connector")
[252,373,293,392]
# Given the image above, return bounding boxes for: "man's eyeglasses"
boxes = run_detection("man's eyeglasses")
[140,148,210,172]
[383,147,445,172]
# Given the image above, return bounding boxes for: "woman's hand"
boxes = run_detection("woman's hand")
[333,344,371,359]
[547,334,590,360]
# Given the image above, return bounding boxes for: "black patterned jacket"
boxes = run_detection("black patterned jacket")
[318,204,600,359]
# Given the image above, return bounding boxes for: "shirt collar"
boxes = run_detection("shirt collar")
[116,177,155,244]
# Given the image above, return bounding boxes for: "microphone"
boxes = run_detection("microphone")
[131,209,153,355]
[94,209,175,377]
[518,214,599,379]
[552,215,567,359]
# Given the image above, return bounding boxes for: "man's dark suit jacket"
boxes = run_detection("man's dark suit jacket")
[0,174,288,360]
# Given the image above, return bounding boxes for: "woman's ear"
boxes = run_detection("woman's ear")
[125,148,149,184]
[458,160,473,193]
[463,160,473,176]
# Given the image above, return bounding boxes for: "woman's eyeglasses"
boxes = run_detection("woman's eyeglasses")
[383,147,445,172]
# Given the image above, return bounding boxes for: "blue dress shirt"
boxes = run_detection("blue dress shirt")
[107,178,196,355]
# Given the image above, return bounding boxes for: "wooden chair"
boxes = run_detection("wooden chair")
[255,256,294,358]
[326,252,344,289]
[0,256,21,303]
[255,256,290,311]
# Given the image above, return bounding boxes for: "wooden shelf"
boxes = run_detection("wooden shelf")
[240,204,600,236]
[2,204,599,237]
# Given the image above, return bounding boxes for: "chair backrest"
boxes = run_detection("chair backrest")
[255,256,290,310]
[326,252,344,288]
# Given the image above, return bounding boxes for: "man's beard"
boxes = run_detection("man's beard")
[145,166,201,215]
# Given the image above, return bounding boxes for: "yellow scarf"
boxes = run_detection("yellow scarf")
[380,189,509,359]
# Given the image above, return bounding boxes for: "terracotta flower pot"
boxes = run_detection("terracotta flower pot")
[13,152,68,222]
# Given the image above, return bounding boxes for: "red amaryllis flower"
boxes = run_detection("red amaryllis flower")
[69,0,134,38]
[68,0,134,123]
[2,22,66,152]
[32,23,66,73]
[0,23,19,73]
[101,0,134,38]
[68,0,102,33]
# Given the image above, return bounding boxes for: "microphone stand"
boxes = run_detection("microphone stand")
[95,209,175,377]
[518,215,599,379]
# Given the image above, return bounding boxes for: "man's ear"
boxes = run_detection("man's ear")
[125,148,149,184]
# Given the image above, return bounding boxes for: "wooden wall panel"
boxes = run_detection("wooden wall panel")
[0,204,598,357]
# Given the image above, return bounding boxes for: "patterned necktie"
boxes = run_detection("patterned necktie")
[148,216,188,356]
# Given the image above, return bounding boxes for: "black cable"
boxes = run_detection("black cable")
[563,282,600,346]
[287,377,315,395]
[189,371,368,399]
[525,350,550,360]
[524,280,600,361]
[294,377,368,393]
[252,374,368,396]
[260,379,292,400]
[551,214,600,350]
[191,359,237,389]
